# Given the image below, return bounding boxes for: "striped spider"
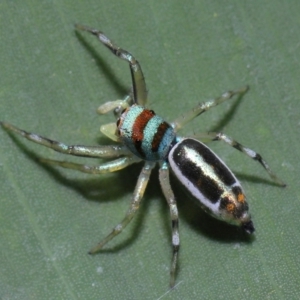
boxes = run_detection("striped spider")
[1,24,286,287]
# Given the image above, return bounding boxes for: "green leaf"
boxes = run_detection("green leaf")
[1,1,299,299]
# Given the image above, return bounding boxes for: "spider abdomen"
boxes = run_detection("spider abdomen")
[118,104,176,161]
[168,138,254,233]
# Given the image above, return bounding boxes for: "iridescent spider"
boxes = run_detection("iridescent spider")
[1,24,286,288]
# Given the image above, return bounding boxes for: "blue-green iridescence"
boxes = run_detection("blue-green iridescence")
[118,105,176,161]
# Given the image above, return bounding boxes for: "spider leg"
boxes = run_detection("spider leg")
[97,94,133,116]
[1,122,131,158]
[159,162,180,288]
[171,86,249,132]
[195,131,286,186]
[76,24,147,106]
[89,161,155,253]
[39,156,141,174]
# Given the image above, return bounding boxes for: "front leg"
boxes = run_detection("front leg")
[76,24,148,106]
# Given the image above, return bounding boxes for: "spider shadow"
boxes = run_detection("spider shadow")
[5,131,153,252]
[234,172,283,187]
[99,165,166,251]
[8,133,131,202]
[75,29,128,99]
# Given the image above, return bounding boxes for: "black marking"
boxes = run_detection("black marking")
[151,122,170,153]
[254,153,262,161]
[116,118,121,127]
[134,139,142,156]
[243,220,255,234]
[172,220,178,230]
[253,153,268,170]
[173,139,236,195]
[234,143,268,170]
[171,139,237,203]
[232,186,244,198]
[233,142,244,152]
[219,196,249,219]
[190,139,235,186]
[219,196,232,210]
